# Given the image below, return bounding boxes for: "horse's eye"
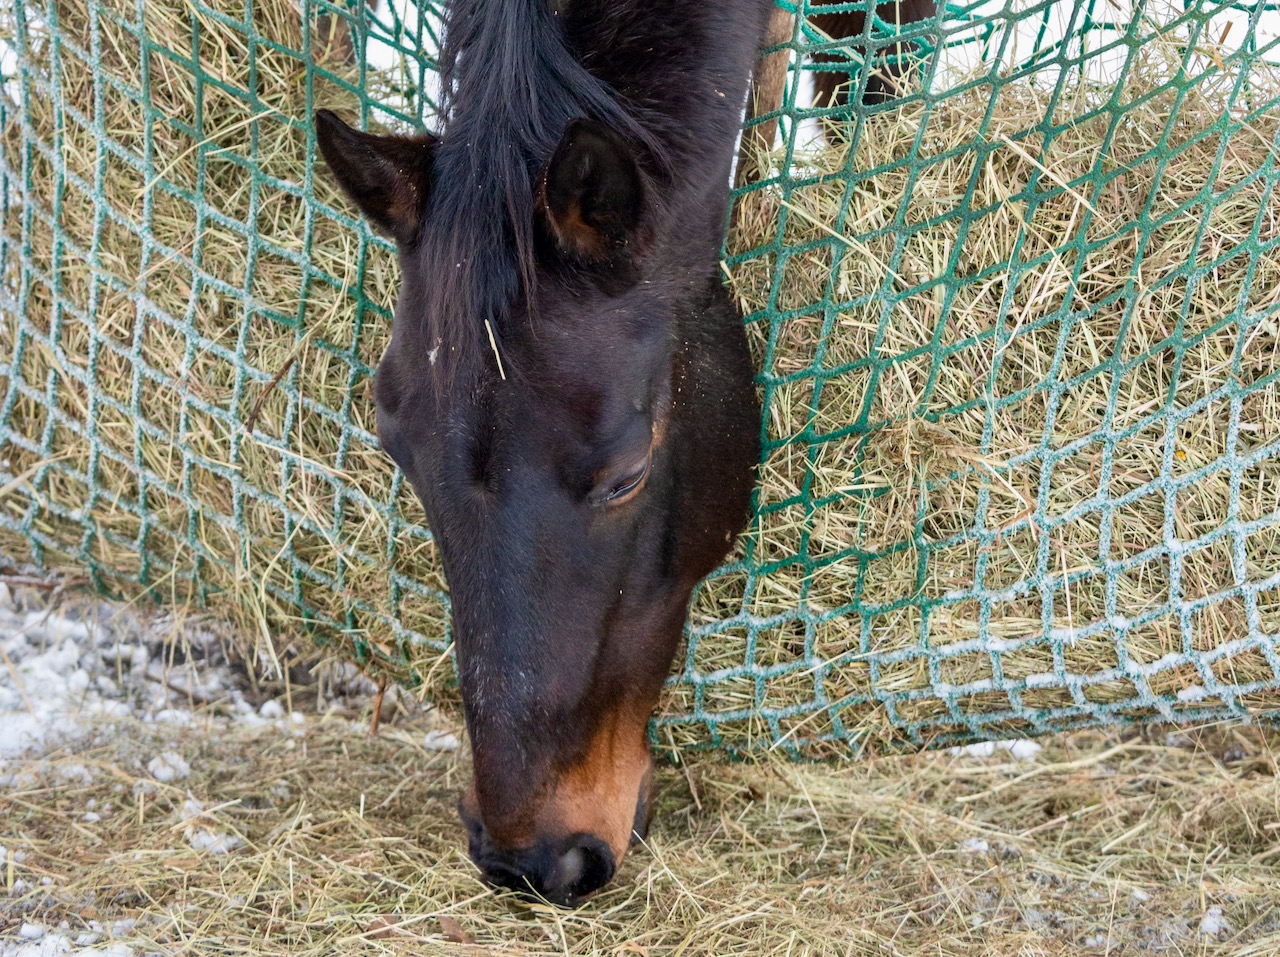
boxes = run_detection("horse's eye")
[591,454,651,507]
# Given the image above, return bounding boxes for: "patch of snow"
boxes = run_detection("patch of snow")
[0,581,457,898]
[951,739,1042,761]
[186,829,244,855]
[175,796,205,822]
[151,708,192,725]
[175,797,243,855]
[954,741,998,757]
[1199,906,1231,937]
[0,591,260,770]
[146,751,190,783]
[0,933,134,956]
[1176,684,1207,702]
[55,764,94,786]
[1007,740,1043,760]
[423,730,461,751]
[959,838,990,854]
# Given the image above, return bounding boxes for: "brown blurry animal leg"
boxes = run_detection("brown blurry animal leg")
[314,0,382,67]
[810,9,859,112]
[809,0,937,116]
[735,6,797,189]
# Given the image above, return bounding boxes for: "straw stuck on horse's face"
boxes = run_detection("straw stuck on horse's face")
[317,0,772,905]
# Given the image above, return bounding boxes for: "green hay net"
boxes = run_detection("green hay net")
[2,0,1279,757]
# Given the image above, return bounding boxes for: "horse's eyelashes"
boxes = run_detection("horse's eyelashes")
[609,471,644,500]
[589,453,652,508]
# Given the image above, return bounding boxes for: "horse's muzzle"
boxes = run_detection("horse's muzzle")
[461,809,617,906]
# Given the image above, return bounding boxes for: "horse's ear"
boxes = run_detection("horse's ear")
[539,119,643,261]
[315,109,435,246]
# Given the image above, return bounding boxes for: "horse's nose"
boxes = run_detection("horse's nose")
[477,834,616,906]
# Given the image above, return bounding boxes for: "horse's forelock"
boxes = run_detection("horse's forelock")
[412,0,664,396]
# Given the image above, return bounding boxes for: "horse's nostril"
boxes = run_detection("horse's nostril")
[559,846,585,885]
[474,836,616,905]
[482,859,530,894]
[560,837,615,901]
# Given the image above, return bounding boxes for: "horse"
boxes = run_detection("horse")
[809,0,938,110]
[316,0,775,905]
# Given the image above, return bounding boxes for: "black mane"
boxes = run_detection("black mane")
[412,0,661,387]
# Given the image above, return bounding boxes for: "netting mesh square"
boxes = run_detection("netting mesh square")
[1,0,1278,757]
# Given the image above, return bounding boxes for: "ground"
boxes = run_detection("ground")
[1,580,1278,956]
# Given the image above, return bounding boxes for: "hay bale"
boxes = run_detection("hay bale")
[0,0,452,693]
[2,0,1278,756]
[675,32,1280,755]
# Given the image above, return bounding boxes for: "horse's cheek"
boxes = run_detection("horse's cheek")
[377,427,414,477]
